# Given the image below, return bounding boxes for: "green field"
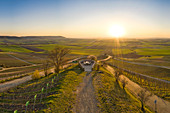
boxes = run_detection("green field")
[0,45,32,53]
[136,48,170,56]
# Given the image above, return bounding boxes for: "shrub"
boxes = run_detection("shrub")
[32,70,41,80]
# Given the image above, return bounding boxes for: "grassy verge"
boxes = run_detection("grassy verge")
[41,66,85,113]
[0,73,30,83]
[93,67,152,113]
[0,65,41,74]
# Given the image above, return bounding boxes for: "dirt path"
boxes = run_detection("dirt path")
[98,55,112,62]
[0,64,40,72]
[0,75,32,91]
[0,68,53,92]
[73,72,99,113]
[0,64,72,92]
[106,65,170,113]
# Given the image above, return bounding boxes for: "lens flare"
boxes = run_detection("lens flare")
[109,25,126,38]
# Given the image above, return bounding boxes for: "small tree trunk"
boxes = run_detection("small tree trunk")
[45,71,47,77]
[97,65,100,71]
[116,79,118,83]
[141,102,145,112]
[123,85,125,89]
[54,65,60,73]
[56,66,60,73]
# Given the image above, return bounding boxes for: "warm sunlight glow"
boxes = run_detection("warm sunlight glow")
[109,25,126,38]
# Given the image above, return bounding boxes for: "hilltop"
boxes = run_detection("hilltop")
[0,36,66,39]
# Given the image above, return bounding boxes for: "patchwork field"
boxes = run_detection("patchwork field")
[0,37,169,82]
[0,37,170,76]
[0,37,169,113]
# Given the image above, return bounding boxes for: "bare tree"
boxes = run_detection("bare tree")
[43,60,50,77]
[121,78,128,89]
[48,46,70,73]
[138,89,152,112]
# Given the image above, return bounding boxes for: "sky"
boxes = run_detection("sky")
[0,0,170,38]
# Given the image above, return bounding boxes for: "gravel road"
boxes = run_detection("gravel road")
[73,72,99,113]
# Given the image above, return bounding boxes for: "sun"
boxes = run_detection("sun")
[109,25,126,38]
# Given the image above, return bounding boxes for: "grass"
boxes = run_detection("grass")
[136,48,170,56]
[42,68,85,112]
[0,45,32,53]
[93,67,150,113]
[112,48,133,55]
[36,44,103,55]
[71,49,103,55]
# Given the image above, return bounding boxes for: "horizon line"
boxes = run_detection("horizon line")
[0,35,170,39]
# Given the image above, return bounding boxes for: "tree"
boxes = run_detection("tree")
[121,78,128,89]
[32,70,41,80]
[49,46,70,73]
[138,89,152,112]
[43,60,50,77]
[115,69,122,83]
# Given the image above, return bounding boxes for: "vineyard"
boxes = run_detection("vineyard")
[93,67,152,113]
[0,64,85,112]
[109,59,170,81]
[107,63,170,102]
[0,65,42,83]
